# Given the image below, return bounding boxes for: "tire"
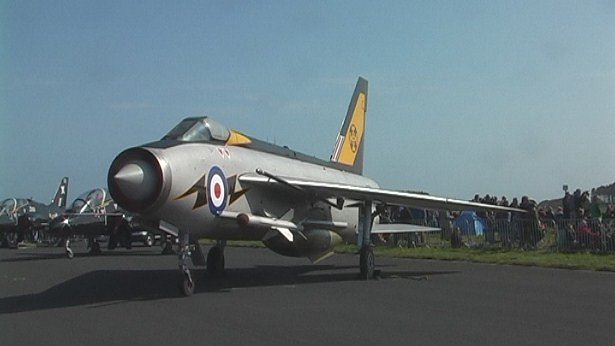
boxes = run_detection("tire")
[207,247,225,278]
[144,234,153,247]
[161,241,175,255]
[6,233,18,249]
[359,246,375,280]
[179,272,194,297]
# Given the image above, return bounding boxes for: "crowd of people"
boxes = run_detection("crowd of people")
[469,194,544,248]
[470,189,615,251]
[376,189,615,252]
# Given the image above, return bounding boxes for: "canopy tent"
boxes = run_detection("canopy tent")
[453,211,488,236]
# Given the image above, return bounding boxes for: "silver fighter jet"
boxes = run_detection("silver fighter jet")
[108,77,522,296]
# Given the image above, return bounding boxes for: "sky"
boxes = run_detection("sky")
[1,0,614,205]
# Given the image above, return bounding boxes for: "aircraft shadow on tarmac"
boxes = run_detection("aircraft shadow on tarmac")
[0,249,171,263]
[0,265,459,314]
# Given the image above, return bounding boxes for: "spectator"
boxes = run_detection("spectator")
[573,189,583,216]
[577,218,600,250]
[520,196,540,248]
[563,191,574,219]
[590,195,602,220]
[438,210,454,241]
[580,191,591,218]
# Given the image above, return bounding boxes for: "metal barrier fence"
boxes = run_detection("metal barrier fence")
[379,218,615,253]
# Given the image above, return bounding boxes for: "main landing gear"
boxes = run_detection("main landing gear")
[358,200,376,280]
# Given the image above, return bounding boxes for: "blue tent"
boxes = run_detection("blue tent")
[453,211,488,236]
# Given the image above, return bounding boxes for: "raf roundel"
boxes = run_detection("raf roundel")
[207,166,228,215]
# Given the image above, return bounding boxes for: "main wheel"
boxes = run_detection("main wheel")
[207,246,225,278]
[66,248,74,259]
[89,241,102,255]
[161,240,174,255]
[6,233,18,249]
[359,246,375,280]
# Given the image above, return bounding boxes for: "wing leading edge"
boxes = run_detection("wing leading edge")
[239,173,524,214]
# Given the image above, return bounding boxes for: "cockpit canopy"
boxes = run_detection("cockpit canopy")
[0,198,29,216]
[163,117,230,143]
[70,188,112,214]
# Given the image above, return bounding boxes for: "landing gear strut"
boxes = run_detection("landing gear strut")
[65,238,74,259]
[358,200,376,280]
[178,233,194,296]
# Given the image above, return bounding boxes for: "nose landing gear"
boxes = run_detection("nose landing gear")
[177,235,227,296]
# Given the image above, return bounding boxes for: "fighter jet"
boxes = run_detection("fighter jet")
[0,177,69,248]
[48,188,168,258]
[108,77,522,296]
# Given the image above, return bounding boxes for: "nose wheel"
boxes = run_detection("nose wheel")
[177,233,195,297]
[179,266,194,296]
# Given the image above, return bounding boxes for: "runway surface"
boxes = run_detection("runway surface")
[1,243,614,345]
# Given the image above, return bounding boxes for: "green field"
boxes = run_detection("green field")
[203,240,615,272]
[334,244,615,272]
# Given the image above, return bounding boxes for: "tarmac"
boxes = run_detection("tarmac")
[1,242,614,345]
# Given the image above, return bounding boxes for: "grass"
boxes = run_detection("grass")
[334,244,615,272]
[199,239,615,272]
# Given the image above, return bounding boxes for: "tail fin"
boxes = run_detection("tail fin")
[330,77,368,175]
[51,177,69,209]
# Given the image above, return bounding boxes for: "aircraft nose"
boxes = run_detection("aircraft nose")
[108,147,170,213]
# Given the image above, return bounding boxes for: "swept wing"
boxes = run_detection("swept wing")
[239,172,523,213]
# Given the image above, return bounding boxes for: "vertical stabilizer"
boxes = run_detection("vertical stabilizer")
[51,177,69,209]
[330,77,368,175]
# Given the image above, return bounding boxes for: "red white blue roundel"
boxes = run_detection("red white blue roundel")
[207,166,228,215]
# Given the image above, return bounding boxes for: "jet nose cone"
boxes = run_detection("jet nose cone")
[113,162,159,201]
[114,163,144,184]
[114,163,147,196]
[108,148,169,213]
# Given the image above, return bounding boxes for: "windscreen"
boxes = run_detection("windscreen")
[163,117,230,143]
[71,189,108,214]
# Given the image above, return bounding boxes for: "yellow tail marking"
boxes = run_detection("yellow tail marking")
[338,92,366,166]
[226,130,252,146]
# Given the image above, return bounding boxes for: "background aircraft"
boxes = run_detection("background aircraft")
[0,177,69,248]
[108,77,522,296]
[48,187,172,258]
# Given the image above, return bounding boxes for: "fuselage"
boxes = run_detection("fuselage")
[0,198,60,232]
[110,139,379,243]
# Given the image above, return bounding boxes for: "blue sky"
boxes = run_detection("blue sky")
[1,1,614,204]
